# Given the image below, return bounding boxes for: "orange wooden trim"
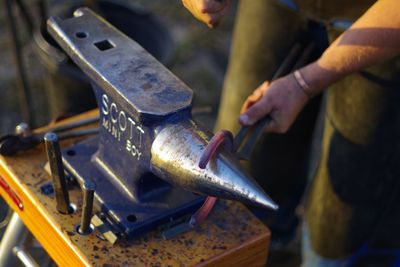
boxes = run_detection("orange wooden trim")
[0,159,90,267]
[197,232,270,267]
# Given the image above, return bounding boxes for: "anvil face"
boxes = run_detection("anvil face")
[48,8,277,238]
[48,7,195,199]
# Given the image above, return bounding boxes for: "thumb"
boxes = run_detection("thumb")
[239,98,272,126]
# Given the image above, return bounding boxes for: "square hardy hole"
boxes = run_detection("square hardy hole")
[94,39,114,51]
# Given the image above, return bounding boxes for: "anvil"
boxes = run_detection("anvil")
[47,8,277,238]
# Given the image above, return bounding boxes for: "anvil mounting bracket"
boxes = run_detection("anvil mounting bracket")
[47,8,205,238]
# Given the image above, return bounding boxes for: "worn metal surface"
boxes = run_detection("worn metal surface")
[0,111,271,266]
[62,136,204,238]
[44,133,71,214]
[47,8,277,239]
[78,180,96,235]
[151,121,278,210]
[13,245,40,267]
[0,212,30,267]
[47,8,192,119]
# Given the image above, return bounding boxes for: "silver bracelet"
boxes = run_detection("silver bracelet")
[294,70,312,99]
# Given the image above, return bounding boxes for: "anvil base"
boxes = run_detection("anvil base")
[62,137,205,239]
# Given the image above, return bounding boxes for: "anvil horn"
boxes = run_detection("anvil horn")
[151,122,279,210]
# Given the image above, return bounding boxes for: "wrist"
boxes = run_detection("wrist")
[297,62,341,96]
[293,70,313,99]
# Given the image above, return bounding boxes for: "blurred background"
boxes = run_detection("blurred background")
[0,0,236,134]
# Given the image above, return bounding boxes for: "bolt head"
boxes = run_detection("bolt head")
[83,180,96,191]
[44,132,58,142]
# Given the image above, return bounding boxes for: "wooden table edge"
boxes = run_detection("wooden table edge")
[196,228,270,267]
[0,158,90,267]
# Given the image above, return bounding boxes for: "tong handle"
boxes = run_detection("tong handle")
[38,115,99,135]
[234,115,272,160]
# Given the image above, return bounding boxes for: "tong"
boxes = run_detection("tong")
[0,115,99,156]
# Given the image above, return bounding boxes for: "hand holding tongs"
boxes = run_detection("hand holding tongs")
[234,41,317,160]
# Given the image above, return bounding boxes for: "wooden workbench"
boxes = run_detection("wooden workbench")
[0,110,270,267]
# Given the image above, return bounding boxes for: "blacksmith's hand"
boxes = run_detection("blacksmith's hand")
[239,75,310,134]
[181,0,231,28]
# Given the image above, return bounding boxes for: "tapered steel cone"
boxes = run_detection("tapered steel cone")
[151,121,279,210]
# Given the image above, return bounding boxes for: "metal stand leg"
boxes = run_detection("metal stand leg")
[13,245,39,267]
[0,212,38,267]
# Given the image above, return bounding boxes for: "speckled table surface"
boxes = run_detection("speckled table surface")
[0,111,270,267]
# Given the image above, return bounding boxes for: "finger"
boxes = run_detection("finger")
[182,0,193,12]
[263,114,281,133]
[183,0,205,21]
[182,0,212,26]
[240,92,263,114]
[205,12,224,27]
[239,98,272,126]
[240,100,255,114]
[201,0,228,13]
[206,1,231,27]
[240,81,270,114]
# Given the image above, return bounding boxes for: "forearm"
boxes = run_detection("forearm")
[300,0,400,95]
